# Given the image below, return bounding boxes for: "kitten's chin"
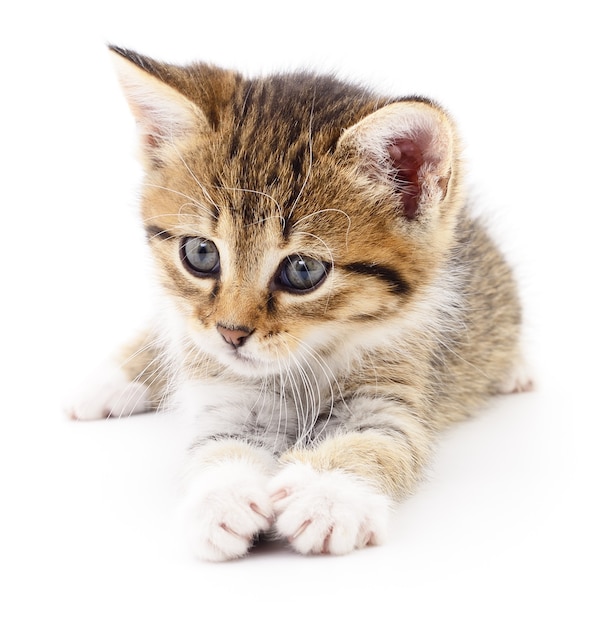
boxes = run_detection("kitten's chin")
[208,346,282,378]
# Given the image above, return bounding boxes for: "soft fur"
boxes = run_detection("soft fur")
[68,46,529,561]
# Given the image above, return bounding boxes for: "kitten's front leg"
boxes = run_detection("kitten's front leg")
[67,329,164,420]
[180,439,277,561]
[269,401,432,556]
[269,461,392,555]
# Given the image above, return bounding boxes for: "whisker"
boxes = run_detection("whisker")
[172,145,219,210]
[212,185,283,217]
[143,184,219,223]
[282,332,352,443]
[291,208,352,248]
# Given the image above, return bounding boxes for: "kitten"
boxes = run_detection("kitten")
[69,46,531,561]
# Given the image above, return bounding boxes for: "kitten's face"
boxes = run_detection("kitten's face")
[143,149,418,376]
[111,48,461,377]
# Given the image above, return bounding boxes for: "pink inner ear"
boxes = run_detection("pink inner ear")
[387,139,424,219]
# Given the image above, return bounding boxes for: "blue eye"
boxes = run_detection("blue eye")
[279,255,329,292]
[181,237,220,276]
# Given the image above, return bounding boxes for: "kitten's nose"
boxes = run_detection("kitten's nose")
[216,324,253,348]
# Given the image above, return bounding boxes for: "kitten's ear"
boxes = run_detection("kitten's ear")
[109,46,209,162]
[338,100,458,221]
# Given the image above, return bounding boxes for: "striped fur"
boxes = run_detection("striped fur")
[71,47,527,560]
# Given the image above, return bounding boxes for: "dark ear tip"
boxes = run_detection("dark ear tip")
[107,43,127,57]
[107,45,156,76]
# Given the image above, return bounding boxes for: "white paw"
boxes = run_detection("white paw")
[268,464,392,556]
[498,356,534,394]
[180,460,274,562]
[66,363,151,420]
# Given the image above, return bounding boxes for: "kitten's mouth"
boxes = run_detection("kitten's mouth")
[232,349,257,364]
[221,345,270,373]
[191,327,281,375]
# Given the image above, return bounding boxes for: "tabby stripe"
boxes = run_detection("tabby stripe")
[145,225,174,242]
[350,424,423,473]
[345,262,410,295]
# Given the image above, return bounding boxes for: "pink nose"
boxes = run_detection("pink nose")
[216,324,253,348]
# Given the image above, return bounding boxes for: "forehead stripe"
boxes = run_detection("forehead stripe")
[344,262,410,296]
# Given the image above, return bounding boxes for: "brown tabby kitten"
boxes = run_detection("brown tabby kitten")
[69,46,531,560]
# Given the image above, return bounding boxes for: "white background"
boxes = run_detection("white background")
[1,1,591,624]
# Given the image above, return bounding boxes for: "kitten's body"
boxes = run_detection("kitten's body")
[70,47,528,560]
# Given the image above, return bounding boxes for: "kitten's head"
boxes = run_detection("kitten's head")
[111,46,463,376]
